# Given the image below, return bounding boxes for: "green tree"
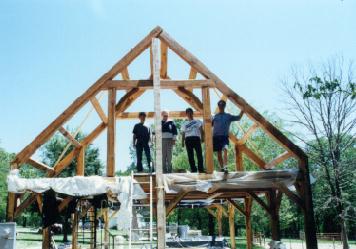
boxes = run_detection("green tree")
[282,57,356,248]
[0,145,14,222]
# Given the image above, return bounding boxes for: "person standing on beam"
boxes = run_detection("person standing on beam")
[212,100,244,173]
[181,108,205,173]
[133,112,152,173]
[161,111,177,173]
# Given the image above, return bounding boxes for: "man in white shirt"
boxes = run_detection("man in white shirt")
[181,108,205,173]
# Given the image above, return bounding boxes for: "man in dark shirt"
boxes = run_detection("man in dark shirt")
[212,100,244,172]
[133,112,152,172]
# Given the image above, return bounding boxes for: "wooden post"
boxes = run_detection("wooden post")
[152,38,166,249]
[245,197,253,249]
[107,88,116,177]
[268,191,281,241]
[72,212,78,249]
[228,203,236,249]
[202,87,214,173]
[235,145,243,171]
[300,158,318,249]
[103,208,109,249]
[42,227,50,249]
[217,207,223,237]
[77,145,85,176]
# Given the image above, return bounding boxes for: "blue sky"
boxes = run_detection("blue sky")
[0,0,355,171]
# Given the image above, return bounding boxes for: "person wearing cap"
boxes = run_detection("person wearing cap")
[161,111,178,173]
[212,100,244,172]
[181,108,205,173]
[132,112,152,172]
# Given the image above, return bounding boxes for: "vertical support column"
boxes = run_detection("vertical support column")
[299,158,318,249]
[42,227,50,249]
[77,145,85,176]
[72,212,78,249]
[268,190,281,241]
[152,38,166,249]
[228,203,236,249]
[235,145,243,171]
[107,88,116,177]
[245,197,253,249]
[202,86,214,173]
[217,207,223,237]
[103,208,109,249]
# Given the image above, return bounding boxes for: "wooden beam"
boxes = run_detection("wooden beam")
[189,67,197,80]
[248,192,271,215]
[202,87,214,173]
[117,111,203,120]
[42,227,50,249]
[237,123,259,145]
[90,97,108,124]
[58,127,82,148]
[72,212,78,249]
[158,30,307,162]
[217,207,223,237]
[235,145,243,171]
[27,158,54,174]
[240,144,266,169]
[174,87,204,111]
[15,194,37,218]
[104,79,214,90]
[77,146,85,176]
[245,197,253,249]
[36,194,43,213]
[58,197,73,212]
[13,26,163,166]
[121,67,130,80]
[227,198,247,216]
[115,88,145,115]
[273,182,305,210]
[107,88,116,177]
[160,41,168,79]
[166,191,189,216]
[228,203,236,249]
[267,190,281,241]
[53,148,81,176]
[152,38,166,249]
[265,151,294,169]
[207,208,216,218]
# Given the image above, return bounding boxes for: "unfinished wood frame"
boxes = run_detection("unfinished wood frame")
[7,27,317,249]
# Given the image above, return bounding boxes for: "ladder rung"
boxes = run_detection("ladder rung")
[134,181,151,184]
[131,228,150,231]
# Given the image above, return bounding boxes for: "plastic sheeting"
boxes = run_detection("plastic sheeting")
[163,169,299,194]
[7,169,146,201]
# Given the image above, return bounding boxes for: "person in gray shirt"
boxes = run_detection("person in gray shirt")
[212,100,244,172]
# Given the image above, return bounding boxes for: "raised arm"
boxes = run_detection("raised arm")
[230,111,244,121]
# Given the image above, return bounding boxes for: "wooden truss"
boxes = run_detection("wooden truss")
[6,26,318,249]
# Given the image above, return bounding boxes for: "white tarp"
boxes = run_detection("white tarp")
[163,169,299,194]
[7,169,146,200]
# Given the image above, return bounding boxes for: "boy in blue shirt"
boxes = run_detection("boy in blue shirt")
[212,100,244,172]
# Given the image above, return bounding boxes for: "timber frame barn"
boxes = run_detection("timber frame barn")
[7,26,318,249]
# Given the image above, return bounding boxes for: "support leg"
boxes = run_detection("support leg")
[228,203,236,249]
[245,197,253,249]
[299,159,318,249]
